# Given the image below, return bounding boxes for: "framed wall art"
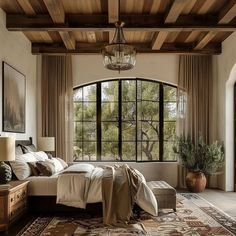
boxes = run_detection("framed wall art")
[2,62,26,133]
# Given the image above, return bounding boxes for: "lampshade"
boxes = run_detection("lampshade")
[102,21,136,72]
[0,137,15,161]
[37,137,55,152]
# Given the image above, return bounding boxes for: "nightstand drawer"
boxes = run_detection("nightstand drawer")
[10,201,27,221]
[10,185,27,208]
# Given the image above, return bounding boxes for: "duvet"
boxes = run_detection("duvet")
[57,163,157,224]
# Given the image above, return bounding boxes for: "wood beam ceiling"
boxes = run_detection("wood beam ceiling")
[17,0,36,15]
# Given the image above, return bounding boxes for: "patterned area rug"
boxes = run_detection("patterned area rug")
[18,193,236,236]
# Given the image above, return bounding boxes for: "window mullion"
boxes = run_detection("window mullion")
[97,83,101,161]
[159,83,164,162]
[118,80,122,161]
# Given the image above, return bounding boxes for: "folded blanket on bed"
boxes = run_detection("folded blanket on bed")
[56,163,157,226]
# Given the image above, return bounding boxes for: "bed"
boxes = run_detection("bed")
[13,138,158,220]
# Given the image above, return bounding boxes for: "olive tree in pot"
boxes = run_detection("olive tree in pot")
[173,135,224,192]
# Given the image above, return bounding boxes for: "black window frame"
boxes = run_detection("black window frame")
[73,78,177,162]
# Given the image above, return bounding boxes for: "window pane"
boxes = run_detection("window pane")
[83,122,96,141]
[83,142,96,161]
[138,121,159,141]
[164,142,176,161]
[164,86,177,101]
[102,81,118,101]
[142,141,159,161]
[74,102,83,121]
[101,102,118,121]
[122,102,136,120]
[74,88,82,101]
[122,122,136,141]
[74,122,82,141]
[73,142,82,161]
[164,122,176,141]
[83,85,96,101]
[83,102,96,121]
[102,122,118,141]
[122,80,136,101]
[164,102,177,121]
[122,142,136,161]
[138,101,159,121]
[101,142,119,161]
[138,81,159,101]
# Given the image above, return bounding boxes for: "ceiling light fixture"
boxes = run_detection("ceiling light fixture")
[102,1,136,72]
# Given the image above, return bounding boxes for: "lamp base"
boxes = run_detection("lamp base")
[0,161,12,184]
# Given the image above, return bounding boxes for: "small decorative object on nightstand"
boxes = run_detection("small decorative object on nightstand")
[0,181,29,232]
[37,137,55,158]
[0,137,15,184]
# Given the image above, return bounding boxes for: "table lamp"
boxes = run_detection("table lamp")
[37,137,55,157]
[0,137,15,184]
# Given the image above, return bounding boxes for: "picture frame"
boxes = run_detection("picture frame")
[2,62,26,133]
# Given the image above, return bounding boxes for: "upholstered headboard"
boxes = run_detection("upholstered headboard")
[15,137,33,146]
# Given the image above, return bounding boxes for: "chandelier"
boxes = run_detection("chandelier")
[102,21,136,72]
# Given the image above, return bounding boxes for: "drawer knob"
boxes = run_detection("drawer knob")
[11,198,13,202]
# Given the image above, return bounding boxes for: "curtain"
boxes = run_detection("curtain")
[177,55,216,188]
[41,55,73,162]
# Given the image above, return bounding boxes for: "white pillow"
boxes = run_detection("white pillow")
[55,157,68,169]
[32,151,48,161]
[16,153,38,162]
[10,161,31,180]
[46,158,64,173]
[64,163,94,173]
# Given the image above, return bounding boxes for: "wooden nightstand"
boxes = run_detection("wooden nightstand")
[0,180,29,232]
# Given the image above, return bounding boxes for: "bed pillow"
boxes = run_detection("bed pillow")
[28,162,40,176]
[10,161,31,180]
[64,163,94,173]
[16,153,38,162]
[32,151,49,161]
[55,158,68,169]
[15,146,24,156]
[46,158,64,172]
[36,161,56,176]
[19,144,37,154]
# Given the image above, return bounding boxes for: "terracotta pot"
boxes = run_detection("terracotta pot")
[185,171,206,193]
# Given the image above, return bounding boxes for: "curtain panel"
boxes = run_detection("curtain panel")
[41,55,73,162]
[177,55,216,188]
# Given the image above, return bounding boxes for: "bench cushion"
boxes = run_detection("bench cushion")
[147,181,176,195]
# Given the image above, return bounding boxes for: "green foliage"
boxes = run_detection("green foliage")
[173,135,225,175]
[73,80,177,161]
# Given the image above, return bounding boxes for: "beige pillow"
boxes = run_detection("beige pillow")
[55,158,68,169]
[28,162,40,176]
[36,161,55,176]
[10,161,31,180]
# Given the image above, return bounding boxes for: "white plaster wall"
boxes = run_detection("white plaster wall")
[215,31,236,191]
[72,53,179,187]
[72,54,178,87]
[0,9,37,143]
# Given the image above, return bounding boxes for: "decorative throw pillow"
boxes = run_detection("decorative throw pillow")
[55,158,68,169]
[17,144,28,154]
[19,144,37,154]
[47,158,64,172]
[28,162,40,176]
[10,161,31,180]
[36,161,55,176]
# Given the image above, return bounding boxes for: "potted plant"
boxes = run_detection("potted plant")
[173,135,224,192]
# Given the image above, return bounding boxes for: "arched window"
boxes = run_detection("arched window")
[73,79,177,162]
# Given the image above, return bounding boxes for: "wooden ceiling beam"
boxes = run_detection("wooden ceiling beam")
[43,0,65,23]
[195,31,217,49]
[7,14,236,32]
[108,0,119,23]
[58,31,75,50]
[152,31,168,50]
[165,0,188,23]
[198,0,216,14]
[17,0,36,15]
[31,42,221,55]
[218,0,236,24]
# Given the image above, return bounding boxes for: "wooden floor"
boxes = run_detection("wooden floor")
[199,188,236,220]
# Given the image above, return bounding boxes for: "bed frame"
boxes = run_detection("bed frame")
[15,137,103,215]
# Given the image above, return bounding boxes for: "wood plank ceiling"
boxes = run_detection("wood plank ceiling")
[1,0,236,55]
